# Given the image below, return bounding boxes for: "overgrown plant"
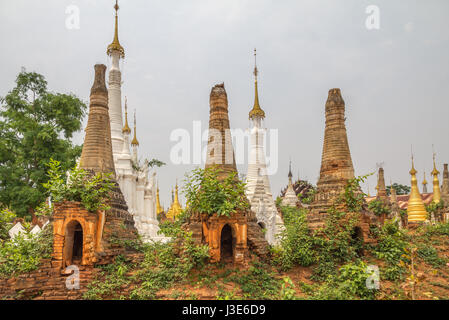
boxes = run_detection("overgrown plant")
[43,159,114,213]
[0,225,53,277]
[183,167,249,218]
[0,208,16,240]
[272,206,315,270]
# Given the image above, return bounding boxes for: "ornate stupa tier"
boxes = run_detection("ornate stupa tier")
[407,159,427,223]
[245,50,284,245]
[205,83,237,179]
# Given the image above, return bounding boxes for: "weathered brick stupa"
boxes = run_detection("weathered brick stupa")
[310,89,355,219]
[184,83,268,264]
[442,164,449,204]
[308,89,377,242]
[52,64,138,269]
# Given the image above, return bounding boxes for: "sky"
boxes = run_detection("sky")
[0,0,448,207]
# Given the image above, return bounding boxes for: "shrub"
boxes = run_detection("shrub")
[43,159,114,213]
[183,167,249,218]
[417,244,447,267]
[312,260,378,300]
[0,225,53,277]
[272,206,315,270]
[371,221,408,281]
[0,208,16,240]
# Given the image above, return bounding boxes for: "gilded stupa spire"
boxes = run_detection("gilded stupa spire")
[156,182,163,215]
[249,48,265,119]
[431,149,441,203]
[107,0,125,58]
[122,97,131,134]
[422,170,428,193]
[407,153,427,223]
[131,110,139,146]
[166,181,182,220]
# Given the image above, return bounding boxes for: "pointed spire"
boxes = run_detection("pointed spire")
[249,49,265,120]
[174,180,180,205]
[122,96,131,134]
[431,149,441,203]
[407,154,427,223]
[288,160,293,184]
[422,170,428,193]
[156,182,163,215]
[131,110,139,146]
[107,0,125,58]
[367,185,371,197]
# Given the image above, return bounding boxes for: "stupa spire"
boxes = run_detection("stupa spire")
[407,154,427,223]
[249,49,265,120]
[422,170,428,193]
[431,150,441,203]
[131,110,139,146]
[122,97,131,134]
[79,64,115,176]
[107,0,125,58]
[156,182,163,215]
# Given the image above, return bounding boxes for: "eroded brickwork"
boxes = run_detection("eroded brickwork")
[184,84,268,264]
[308,89,377,241]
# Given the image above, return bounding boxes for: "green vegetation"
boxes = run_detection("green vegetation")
[368,199,391,217]
[183,167,249,218]
[84,220,210,300]
[271,206,315,270]
[386,183,411,196]
[43,159,114,213]
[0,69,86,217]
[370,221,408,281]
[0,208,16,240]
[0,225,53,278]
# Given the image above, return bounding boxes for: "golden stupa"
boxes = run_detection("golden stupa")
[407,157,428,223]
[156,183,164,215]
[166,183,182,220]
[431,154,441,203]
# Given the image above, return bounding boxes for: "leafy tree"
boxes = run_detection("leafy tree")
[386,183,411,196]
[0,69,86,216]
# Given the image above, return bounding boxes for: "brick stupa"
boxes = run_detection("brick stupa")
[52,64,137,269]
[184,83,268,264]
[308,89,377,242]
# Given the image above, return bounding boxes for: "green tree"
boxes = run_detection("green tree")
[386,183,410,196]
[0,69,87,217]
